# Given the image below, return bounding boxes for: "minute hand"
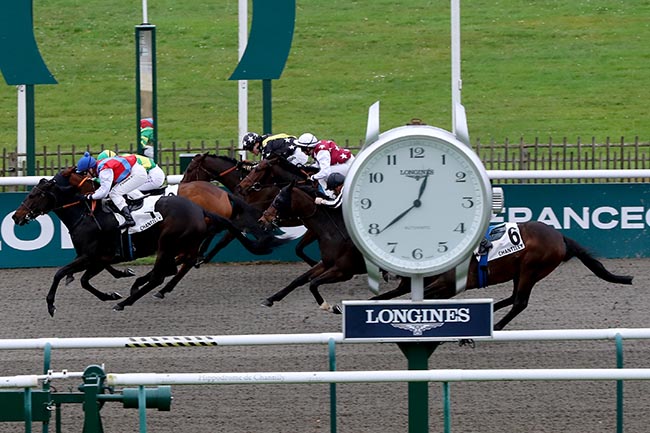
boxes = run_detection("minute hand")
[379,174,429,234]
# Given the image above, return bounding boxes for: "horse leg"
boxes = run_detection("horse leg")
[370,277,411,300]
[195,234,216,266]
[154,261,195,299]
[262,262,326,307]
[197,232,236,266]
[295,230,318,266]
[78,265,123,302]
[306,268,354,313]
[114,259,177,311]
[46,257,94,317]
[105,264,136,279]
[493,275,535,331]
[493,274,519,313]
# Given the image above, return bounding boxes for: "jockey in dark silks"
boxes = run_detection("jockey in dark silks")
[241,132,309,165]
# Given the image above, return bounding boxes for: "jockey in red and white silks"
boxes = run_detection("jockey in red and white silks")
[306,139,355,195]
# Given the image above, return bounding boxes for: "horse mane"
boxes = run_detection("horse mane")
[271,156,316,177]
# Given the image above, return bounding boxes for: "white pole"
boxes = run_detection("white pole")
[142,0,148,23]
[451,0,461,120]
[16,85,26,176]
[238,0,249,160]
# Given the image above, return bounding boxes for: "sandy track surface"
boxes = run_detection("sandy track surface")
[0,258,647,432]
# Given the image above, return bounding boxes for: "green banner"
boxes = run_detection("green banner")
[1,183,648,268]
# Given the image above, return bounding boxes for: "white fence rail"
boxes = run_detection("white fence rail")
[1,328,650,350]
[2,169,650,187]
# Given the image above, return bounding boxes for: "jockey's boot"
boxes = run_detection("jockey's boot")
[119,206,135,229]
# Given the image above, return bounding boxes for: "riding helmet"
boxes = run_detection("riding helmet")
[97,149,117,160]
[241,132,262,151]
[76,151,97,173]
[140,118,154,129]
[326,172,346,190]
[295,133,319,148]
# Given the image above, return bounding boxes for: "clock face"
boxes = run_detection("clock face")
[342,126,492,276]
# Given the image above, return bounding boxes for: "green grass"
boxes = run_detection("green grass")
[1,0,649,151]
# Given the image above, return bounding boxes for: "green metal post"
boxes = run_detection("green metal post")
[42,343,51,433]
[81,365,105,433]
[262,79,272,134]
[398,342,440,433]
[442,382,451,433]
[24,387,33,433]
[138,385,147,433]
[616,333,624,433]
[328,338,337,433]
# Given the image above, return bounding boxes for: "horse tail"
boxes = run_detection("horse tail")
[202,210,286,255]
[563,236,633,285]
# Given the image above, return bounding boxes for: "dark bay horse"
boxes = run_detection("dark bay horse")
[258,182,367,313]
[260,183,633,329]
[12,168,278,315]
[182,153,320,266]
[371,221,634,330]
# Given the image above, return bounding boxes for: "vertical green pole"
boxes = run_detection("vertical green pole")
[138,385,147,433]
[262,79,272,134]
[328,338,337,433]
[615,333,623,433]
[42,343,51,433]
[442,382,451,433]
[25,84,35,175]
[398,342,440,433]
[24,387,33,433]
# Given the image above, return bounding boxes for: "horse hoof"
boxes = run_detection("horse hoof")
[261,299,274,307]
[112,304,124,311]
[109,292,123,300]
[65,275,75,285]
[47,305,56,317]
[125,268,136,276]
[332,304,342,315]
[194,258,205,269]
[152,292,165,299]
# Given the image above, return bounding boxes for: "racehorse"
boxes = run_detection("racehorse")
[258,182,367,313]
[182,153,320,266]
[12,167,279,315]
[260,183,634,329]
[371,221,634,330]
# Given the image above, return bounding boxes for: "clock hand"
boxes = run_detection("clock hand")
[379,175,429,233]
[379,203,415,233]
[416,174,429,200]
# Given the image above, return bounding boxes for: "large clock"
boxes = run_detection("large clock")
[342,124,492,279]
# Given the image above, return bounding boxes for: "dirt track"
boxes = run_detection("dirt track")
[0,258,649,433]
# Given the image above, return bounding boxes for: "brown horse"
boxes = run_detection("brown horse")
[371,221,634,330]
[12,168,279,315]
[261,182,634,329]
[258,182,367,313]
[182,153,320,266]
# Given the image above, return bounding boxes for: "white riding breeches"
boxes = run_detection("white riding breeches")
[315,156,355,195]
[110,163,148,210]
[139,165,166,192]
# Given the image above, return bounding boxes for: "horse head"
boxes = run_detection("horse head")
[12,169,96,226]
[237,159,272,196]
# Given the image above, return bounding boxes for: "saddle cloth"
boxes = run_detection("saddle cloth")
[475,222,526,262]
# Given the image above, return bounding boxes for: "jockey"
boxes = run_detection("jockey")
[295,132,355,196]
[98,149,166,193]
[76,151,148,229]
[241,132,309,166]
[140,118,155,148]
[314,172,345,208]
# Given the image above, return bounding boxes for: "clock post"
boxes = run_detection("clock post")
[342,123,495,433]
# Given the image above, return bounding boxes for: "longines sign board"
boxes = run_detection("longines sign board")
[342,299,493,342]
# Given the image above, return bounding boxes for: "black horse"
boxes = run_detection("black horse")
[12,167,279,315]
[182,153,320,266]
[258,182,367,313]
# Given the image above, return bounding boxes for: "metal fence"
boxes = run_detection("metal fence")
[3,136,650,186]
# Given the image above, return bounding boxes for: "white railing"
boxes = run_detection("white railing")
[2,169,650,187]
